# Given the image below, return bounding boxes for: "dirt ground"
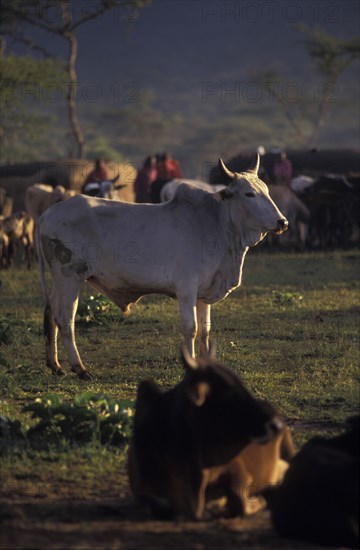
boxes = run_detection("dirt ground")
[0,477,337,550]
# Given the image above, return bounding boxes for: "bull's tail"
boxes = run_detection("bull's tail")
[36,222,50,307]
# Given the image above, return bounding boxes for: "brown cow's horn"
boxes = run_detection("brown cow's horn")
[248,153,260,175]
[218,158,235,179]
[181,345,198,370]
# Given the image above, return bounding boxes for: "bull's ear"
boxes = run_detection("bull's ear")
[186,381,211,407]
[248,153,260,175]
[181,345,198,371]
[218,158,235,180]
[219,187,235,201]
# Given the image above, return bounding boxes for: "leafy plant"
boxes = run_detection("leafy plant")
[0,393,134,450]
[0,415,25,442]
[77,294,112,324]
[271,290,303,307]
[0,319,15,346]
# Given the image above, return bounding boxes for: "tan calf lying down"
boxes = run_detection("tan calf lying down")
[205,424,296,517]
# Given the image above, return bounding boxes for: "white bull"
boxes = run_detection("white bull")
[37,155,288,380]
[160,179,225,202]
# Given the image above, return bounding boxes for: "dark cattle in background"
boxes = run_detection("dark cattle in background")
[209,149,360,185]
[267,416,359,549]
[210,150,360,249]
[266,185,310,247]
[128,347,284,520]
[300,174,360,249]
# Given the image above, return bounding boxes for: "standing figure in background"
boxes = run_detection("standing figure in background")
[81,159,109,196]
[151,152,183,203]
[134,156,158,203]
[273,152,293,186]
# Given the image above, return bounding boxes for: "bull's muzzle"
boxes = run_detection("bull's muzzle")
[275,218,289,234]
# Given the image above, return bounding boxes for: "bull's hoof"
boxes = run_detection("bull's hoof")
[53,368,66,377]
[78,370,94,381]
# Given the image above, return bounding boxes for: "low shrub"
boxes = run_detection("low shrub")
[0,392,134,452]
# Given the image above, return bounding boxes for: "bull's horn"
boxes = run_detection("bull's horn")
[218,158,235,179]
[248,153,260,175]
[111,174,120,183]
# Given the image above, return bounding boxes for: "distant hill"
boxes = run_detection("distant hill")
[5,0,360,175]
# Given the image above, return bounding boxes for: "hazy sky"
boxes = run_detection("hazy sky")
[10,0,360,89]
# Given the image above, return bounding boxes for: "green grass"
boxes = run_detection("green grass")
[0,250,359,495]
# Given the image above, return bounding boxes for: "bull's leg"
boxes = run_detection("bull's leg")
[44,303,65,376]
[196,300,211,356]
[23,238,32,270]
[178,297,198,358]
[52,281,93,380]
[24,235,34,269]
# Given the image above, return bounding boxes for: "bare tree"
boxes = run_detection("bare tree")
[1,0,150,158]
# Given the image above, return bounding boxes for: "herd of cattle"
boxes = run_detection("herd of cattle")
[1,155,359,546]
[1,153,359,270]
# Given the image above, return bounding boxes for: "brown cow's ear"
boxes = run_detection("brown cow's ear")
[181,345,199,371]
[186,381,211,407]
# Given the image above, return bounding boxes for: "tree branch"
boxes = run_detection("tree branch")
[10,28,54,58]
[7,6,65,35]
[70,6,111,31]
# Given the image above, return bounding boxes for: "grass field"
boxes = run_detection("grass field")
[0,249,359,549]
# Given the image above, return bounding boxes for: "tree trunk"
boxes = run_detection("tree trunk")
[65,31,84,158]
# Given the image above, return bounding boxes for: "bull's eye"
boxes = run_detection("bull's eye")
[245,192,255,198]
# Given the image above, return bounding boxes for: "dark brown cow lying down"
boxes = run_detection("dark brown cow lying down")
[128,347,290,520]
[267,416,359,548]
